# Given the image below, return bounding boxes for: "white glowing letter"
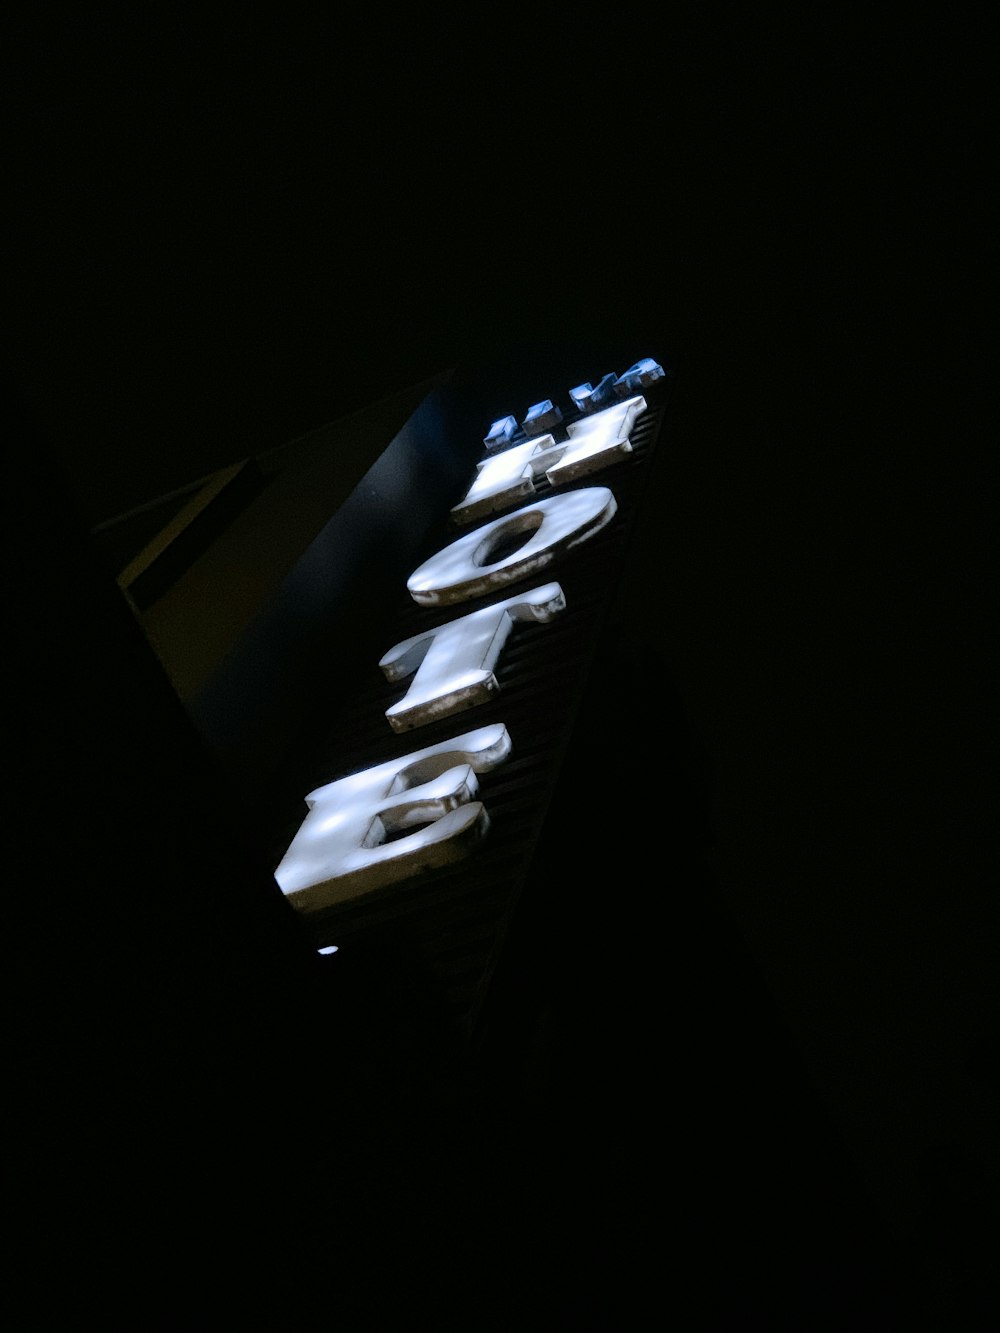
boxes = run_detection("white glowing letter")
[570,357,665,411]
[380,582,566,732]
[614,357,665,395]
[544,395,646,487]
[522,399,562,436]
[408,486,617,607]
[274,724,512,912]
[450,398,646,525]
[450,437,554,525]
[484,415,518,451]
[569,372,618,413]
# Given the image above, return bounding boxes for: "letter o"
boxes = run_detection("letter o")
[407,487,617,607]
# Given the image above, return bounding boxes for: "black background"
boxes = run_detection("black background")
[10,16,994,1332]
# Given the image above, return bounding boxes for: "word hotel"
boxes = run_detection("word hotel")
[274,356,666,914]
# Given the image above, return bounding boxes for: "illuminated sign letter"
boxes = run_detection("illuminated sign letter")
[484,415,518,452]
[380,582,566,732]
[274,724,512,912]
[569,372,618,413]
[522,399,562,435]
[408,486,617,607]
[570,357,664,411]
[450,437,553,526]
[543,395,646,487]
[451,399,646,525]
[615,357,665,394]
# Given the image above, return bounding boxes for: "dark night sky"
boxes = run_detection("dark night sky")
[11,14,923,524]
[13,21,697,523]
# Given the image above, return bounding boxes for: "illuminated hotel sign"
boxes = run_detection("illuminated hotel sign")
[274,357,665,917]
